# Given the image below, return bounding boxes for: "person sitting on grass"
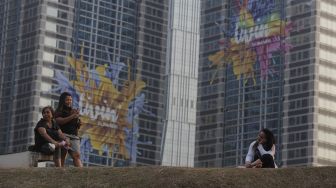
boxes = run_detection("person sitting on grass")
[245,128,276,168]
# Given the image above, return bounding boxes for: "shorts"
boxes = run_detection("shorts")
[64,133,81,153]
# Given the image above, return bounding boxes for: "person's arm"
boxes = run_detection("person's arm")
[57,129,66,141]
[55,111,79,126]
[57,129,70,146]
[37,127,61,147]
[250,159,262,168]
[245,142,255,168]
[271,144,275,157]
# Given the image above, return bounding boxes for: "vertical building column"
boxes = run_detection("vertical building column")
[162,0,200,167]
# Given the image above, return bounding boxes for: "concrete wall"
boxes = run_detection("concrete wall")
[0,152,32,168]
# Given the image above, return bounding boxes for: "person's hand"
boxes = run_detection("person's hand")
[53,142,60,148]
[65,139,71,147]
[64,142,71,150]
[245,163,253,168]
[59,140,72,150]
[54,141,64,148]
[251,160,262,168]
[71,109,80,119]
[59,141,66,146]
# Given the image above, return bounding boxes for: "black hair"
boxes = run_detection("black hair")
[253,128,275,151]
[56,92,72,112]
[262,128,275,151]
[42,106,54,117]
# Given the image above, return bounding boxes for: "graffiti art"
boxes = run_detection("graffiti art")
[50,46,153,165]
[208,0,292,85]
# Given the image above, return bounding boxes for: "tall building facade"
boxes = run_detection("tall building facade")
[282,0,316,166]
[283,0,336,166]
[161,0,200,167]
[196,0,335,167]
[0,0,199,167]
[0,0,68,154]
[0,0,21,154]
[67,0,169,166]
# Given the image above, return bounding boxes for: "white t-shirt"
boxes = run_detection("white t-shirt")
[245,141,275,163]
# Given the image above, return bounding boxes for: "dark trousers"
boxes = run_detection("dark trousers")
[261,154,275,168]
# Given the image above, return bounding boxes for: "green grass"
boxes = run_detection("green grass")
[0,167,335,188]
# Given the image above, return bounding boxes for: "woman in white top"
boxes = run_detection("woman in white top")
[245,128,276,168]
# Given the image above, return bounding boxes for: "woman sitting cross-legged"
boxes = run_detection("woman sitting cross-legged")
[34,106,70,167]
[245,128,276,168]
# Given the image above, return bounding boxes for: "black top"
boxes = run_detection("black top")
[55,108,80,136]
[253,144,270,162]
[34,119,61,151]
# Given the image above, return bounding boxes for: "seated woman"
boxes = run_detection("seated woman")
[34,106,69,167]
[245,128,276,168]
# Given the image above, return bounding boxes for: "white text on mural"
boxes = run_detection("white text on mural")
[79,94,119,124]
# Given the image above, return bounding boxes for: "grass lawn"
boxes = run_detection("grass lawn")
[0,166,335,188]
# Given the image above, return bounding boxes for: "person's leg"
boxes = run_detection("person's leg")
[53,148,61,167]
[69,151,82,167]
[69,139,82,167]
[60,148,68,167]
[260,154,275,168]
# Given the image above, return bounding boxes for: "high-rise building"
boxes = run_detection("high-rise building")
[161,0,200,167]
[67,0,169,166]
[196,0,335,167]
[0,0,70,154]
[0,0,199,167]
[283,0,336,166]
[0,0,21,154]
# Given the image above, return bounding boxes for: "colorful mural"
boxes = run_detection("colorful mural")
[208,0,292,85]
[50,47,152,165]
